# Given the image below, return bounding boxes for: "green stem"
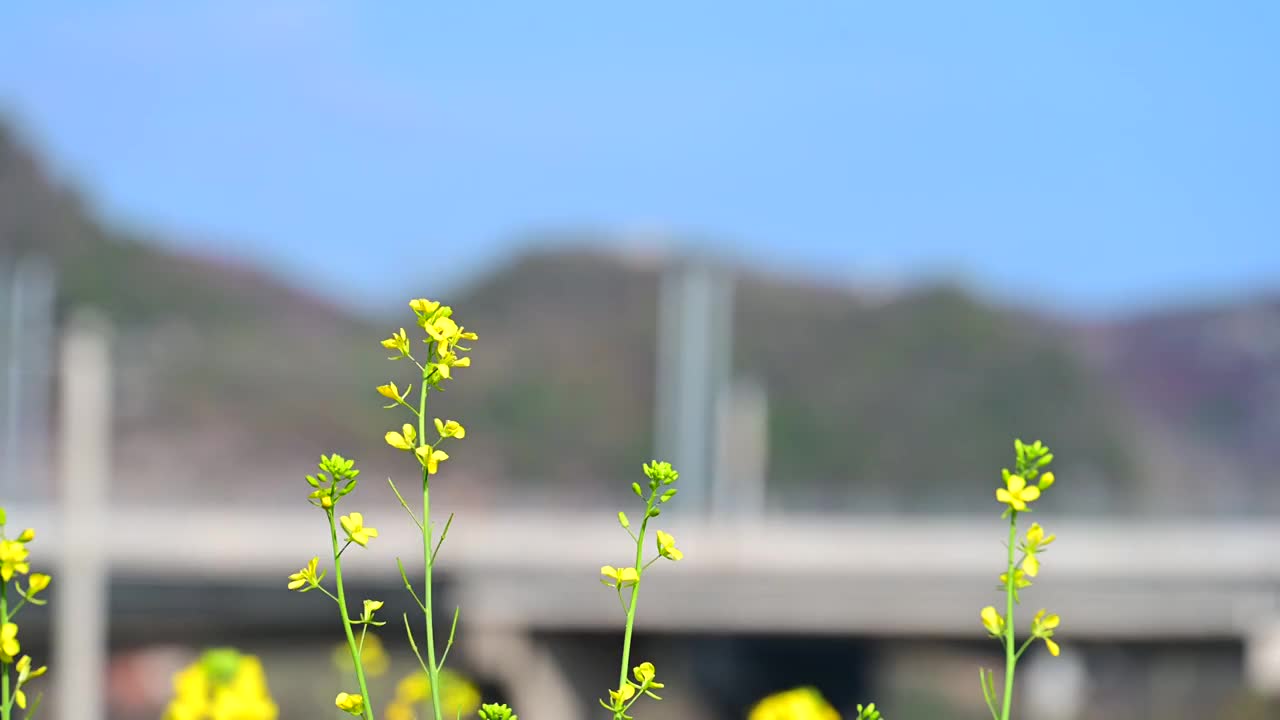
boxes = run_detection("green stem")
[328,510,375,720]
[615,510,650,718]
[419,374,445,720]
[1000,512,1018,720]
[2,580,9,720]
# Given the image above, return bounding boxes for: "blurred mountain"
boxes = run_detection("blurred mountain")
[0,124,391,505]
[2,122,1275,514]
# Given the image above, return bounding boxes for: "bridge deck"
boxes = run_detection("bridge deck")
[14,504,1279,638]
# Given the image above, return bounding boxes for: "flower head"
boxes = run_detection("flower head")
[340,513,379,547]
[415,445,450,475]
[600,565,640,589]
[0,540,30,581]
[655,531,684,561]
[430,352,471,381]
[1,623,19,663]
[1031,609,1062,656]
[24,572,50,602]
[360,599,387,626]
[980,606,1005,637]
[377,382,409,406]
[632,661,664,689]
[608,684,636,706]
[381,328,411,358]
[13,654,47,709]
[434,418,466,439]
[996,474,1041,512]
[335,692,365,715]
[287,557,325,592]
[642,461,679,486]
[1021,522,1057,577]
[998,566,1029,589]
[385,424,418,451]
[748,687,840,720]
[409,298,441,316]
[478,702,518,720]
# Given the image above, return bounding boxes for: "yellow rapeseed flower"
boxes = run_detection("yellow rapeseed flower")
[633,661,664,689]
[608,684,636,705]
[13,653,45,709]
[381,328,411,358]
[360,599,387,627]
[385,424,418,451]
[332,633,389,677]
[0,623,19,663]
[600,565,640,589]
[415,445,450,475]
[287,557,324,592]
[1031,609,1062,657]
[748,687,841,720]
[377,382,408,405]
[996,474,1041,511]
[425,316,462,351]
[340,513,379,547]
[430,352,471,380]
[409,298,441,316]
[999,569,1032,590]
[1038,471,1056,490]
[0,540,30,581]
[335,692,365,715]
[26,571,50,594]
[16,529,34,543]
[655,530,683,561]
[1021,522,1056,577]
[434,418,466,439]
[980,606,1005,637]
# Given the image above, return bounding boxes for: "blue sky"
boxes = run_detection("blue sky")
[1,1,1278,316]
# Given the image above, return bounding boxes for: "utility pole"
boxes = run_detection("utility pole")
[1,254,56,501]
[654,257,736,515]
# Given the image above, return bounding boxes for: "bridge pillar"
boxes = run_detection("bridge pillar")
[1245,616,1280,696]
[1023,647,1088,720]
[54,311,111,720]
[462,625,582,720]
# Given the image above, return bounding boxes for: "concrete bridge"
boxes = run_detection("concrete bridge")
[14,499,1280,719]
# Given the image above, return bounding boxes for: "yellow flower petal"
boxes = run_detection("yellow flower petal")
[1023,554,1040,577]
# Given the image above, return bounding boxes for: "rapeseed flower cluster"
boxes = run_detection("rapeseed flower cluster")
[291,297,509,720]
[0,507,50,717]
[748,687,840,720]
[979,439,1065,720]
[384,669,482,720]
[162,649,278,720]
[748,688,884,720]
[599,461,684,720]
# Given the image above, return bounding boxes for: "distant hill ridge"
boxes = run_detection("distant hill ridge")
[3,122,1276,515]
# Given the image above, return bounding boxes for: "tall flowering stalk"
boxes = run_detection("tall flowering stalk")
[0,508,50,720]
[979,439,1062,720]
[289,297,515,719]
[288,452,383,720]
[597,461,684,719]
[380,298,476,720]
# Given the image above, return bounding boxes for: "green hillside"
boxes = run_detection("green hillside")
[1,123,1143,512]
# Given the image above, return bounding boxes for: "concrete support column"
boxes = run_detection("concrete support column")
[1023,647,1088,720]
[54,311,110,720]
[1246,615,1280,696]
[463,625,582,720]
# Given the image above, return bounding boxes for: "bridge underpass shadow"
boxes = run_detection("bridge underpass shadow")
[692,634,875,718]
[534,630,874,720]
